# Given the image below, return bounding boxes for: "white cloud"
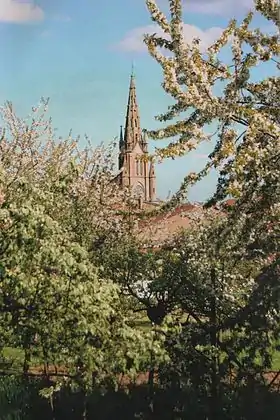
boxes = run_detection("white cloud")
[0,0,44,23]
[116,23,224,53]
[183,0,253,15]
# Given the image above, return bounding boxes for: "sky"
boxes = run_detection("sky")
[0,0,276,201]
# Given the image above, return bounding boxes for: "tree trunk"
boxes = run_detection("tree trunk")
[148,367,154,414]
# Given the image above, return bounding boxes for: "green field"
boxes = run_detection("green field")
[2,344,280,374]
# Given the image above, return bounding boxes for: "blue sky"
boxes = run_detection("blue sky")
[0,0,275,201]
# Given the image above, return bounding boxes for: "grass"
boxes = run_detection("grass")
[2,328,280,376]
[1,347,43,373]
[2,347,23,362]
[133,315,280,372]
[1,347,24,370]
[133,319,151,332]
[272,350,280,371]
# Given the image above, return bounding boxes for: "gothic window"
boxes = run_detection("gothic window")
[135,118,137,127]
[133,182,145,199]
[135,133,138,142]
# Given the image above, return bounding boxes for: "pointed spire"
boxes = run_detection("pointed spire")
[118,69,156,202]
[131,60,135,78]
[124,67,141,150]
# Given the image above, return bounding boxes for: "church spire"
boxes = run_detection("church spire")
[131,60,135,78]
[117,70,156,204]
[124,70,141,150]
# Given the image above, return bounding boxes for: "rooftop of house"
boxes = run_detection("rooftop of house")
[138,202,222,248]
[112,197,235,248]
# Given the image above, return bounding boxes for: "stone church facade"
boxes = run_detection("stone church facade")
[116,73,156,203]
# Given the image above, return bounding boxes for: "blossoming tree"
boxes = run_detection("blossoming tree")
[0,100,166,416]
[136,1,280,416]
[144,0,279,209]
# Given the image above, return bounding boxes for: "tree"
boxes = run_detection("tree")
[154,220,279,419]
[0,100,166,417]
[0,99,134,250]
[144,0,279,211]
[103,205,280,418]
[140,2,280,416]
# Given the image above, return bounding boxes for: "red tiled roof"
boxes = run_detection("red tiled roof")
[138,203,218,247]
[222,199,236,207]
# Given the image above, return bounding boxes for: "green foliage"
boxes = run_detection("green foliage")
[0,1,279,413]
[139,3,280,415]
[0,100,166,410]
[105,209,280,417]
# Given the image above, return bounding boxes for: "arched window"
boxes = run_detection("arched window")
[133,182,145,199]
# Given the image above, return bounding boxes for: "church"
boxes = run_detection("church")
[114,72,219,246]
[115,72,156,204]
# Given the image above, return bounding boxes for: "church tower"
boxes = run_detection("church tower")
[118,72,156,202]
